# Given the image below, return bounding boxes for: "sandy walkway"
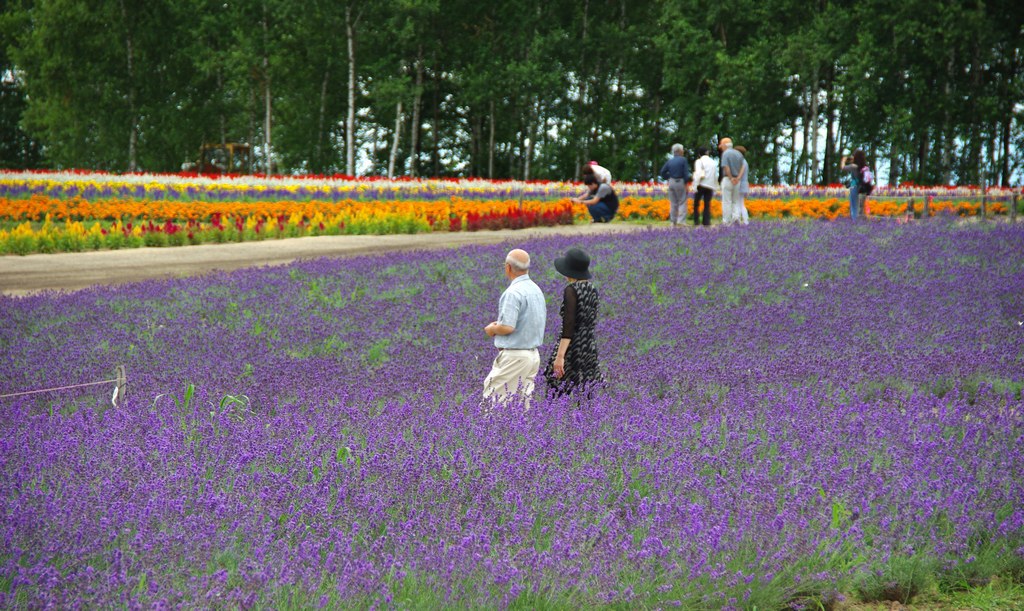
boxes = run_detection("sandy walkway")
[0,222,657,296]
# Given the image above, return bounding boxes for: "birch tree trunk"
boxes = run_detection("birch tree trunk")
[315,67,330,172]
[800,90,810,183]
[648,93,661,181]
[999,46,1017,186]
[577,0,590,175]
[345,5,357,176]
[262,2,272,175]
[790,116,798,184]
[488,99,495,179]
[248,89,256,173]
[409,53,423,177]
[370,123,380,175]
[388,100,402,179]
[432,66,441,177]
[264,79,272,174]
[1000,110,1011,187]
[969,38,983,185]
[823,66,836,185]
[523,98,536,180]
[120,0,138,171]
[941,55,954,184]
[809,67,820,183]
[772,139,781,184]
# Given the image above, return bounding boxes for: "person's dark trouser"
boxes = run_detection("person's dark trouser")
[587,201,614,223]
[693,186,713,226]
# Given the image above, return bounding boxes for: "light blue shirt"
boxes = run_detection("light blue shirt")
[494,274,546,349]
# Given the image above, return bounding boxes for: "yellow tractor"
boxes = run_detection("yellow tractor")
[182,142,251,174]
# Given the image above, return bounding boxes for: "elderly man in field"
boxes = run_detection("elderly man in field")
[659,143,692,226]
[719,137,745,225]
[483,248,546,409]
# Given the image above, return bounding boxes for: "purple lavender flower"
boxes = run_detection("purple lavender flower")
[0,220,1021,607]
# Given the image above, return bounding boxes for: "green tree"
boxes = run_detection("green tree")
[5,0,198,170]
[0,39,43,168]
[272,0,350,174]
[1,0,1019,183]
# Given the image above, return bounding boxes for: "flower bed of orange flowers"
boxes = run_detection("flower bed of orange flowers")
[1,194,579,225]
[617,195,1013,222]
[0,195,578,254]
[1,172,1019,254]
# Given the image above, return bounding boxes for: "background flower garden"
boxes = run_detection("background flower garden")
[1,171,1021,254]
[2,219,1023,608]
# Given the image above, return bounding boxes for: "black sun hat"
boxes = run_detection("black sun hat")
[554,248,592,280]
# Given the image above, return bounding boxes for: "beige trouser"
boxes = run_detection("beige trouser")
[483,349,540,409]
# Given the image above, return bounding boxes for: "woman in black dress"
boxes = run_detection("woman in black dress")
[544,248,604,397]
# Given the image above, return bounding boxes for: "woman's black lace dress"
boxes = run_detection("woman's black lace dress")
[543,281,604,396]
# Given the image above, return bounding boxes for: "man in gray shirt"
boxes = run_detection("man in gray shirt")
[719,137,746,225]
[483,248,546,409]
[572,175,619,223]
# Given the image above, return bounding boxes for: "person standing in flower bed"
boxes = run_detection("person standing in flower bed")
[543,248,604,398]
[841,149,873,220]
[859,152,875,215]
[572,175,619,222]
[843,150,860,219]
[734,145,752,224]
[719,138,748,225]
[691,146,718,226]
[659,144,693,227]
[484,249,546,409]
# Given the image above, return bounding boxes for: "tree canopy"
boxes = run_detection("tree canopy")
[2,0,1022,185]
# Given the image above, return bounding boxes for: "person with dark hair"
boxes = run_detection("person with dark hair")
[841,149,869,220]
[543,248,603,397]
[659,143,692,226]
[691,146,718,226]
[572,175,619,223]
[856,150,874,212]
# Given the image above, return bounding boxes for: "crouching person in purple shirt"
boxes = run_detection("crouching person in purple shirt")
[483,249,547,410]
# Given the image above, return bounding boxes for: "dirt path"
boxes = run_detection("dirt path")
[0,222,657,296]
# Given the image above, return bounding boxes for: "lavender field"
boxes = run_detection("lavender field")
[2,220,1023,609]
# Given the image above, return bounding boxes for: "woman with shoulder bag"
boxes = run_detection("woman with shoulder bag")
[841,149,870,220]
[858,161,875,216]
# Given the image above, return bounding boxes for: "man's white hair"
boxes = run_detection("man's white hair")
[671,143,685,155]
[506,251,530,271]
